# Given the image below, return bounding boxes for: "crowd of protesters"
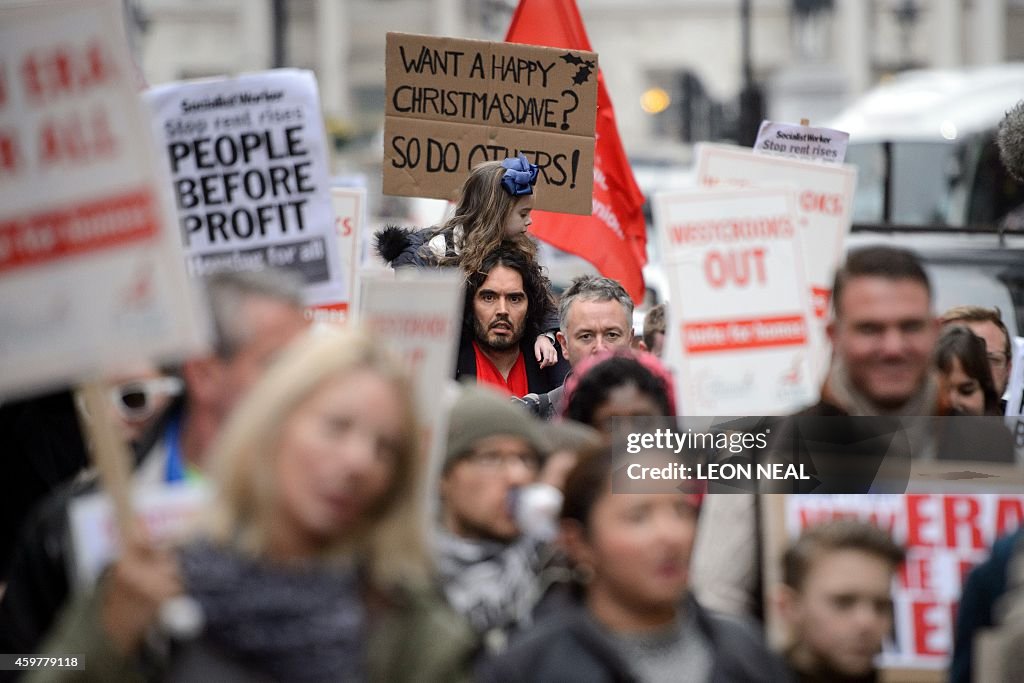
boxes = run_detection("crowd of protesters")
[0,150,1021,683]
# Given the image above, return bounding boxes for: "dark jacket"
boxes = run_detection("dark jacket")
[950,529,1024,683]
[0,399,183,671]
[479,596,789,683]
[375,225,450,269]
[455,332,569,396]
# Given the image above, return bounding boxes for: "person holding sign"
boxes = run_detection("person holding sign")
[33,328,475,682]
[376,155,563,371]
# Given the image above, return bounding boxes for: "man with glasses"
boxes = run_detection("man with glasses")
[941,305,1014,411]
[438,384,555,654]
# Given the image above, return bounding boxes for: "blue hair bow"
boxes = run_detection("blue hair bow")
[500,154,539,197]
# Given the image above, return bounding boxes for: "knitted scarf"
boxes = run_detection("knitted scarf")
[178,541,366,682]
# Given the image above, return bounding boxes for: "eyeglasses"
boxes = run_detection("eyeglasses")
[110,377,184,420]
[987,352,1010,370]
[464,449,540,473]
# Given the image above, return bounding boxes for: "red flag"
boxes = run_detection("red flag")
[506,0,647,303]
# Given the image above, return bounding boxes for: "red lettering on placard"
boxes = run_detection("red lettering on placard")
[944,496,984,550]
[900,556,936,591]
[996,497,1024,537]
[911,601,947,657]
[703,248,767,289]
[906,495,934,548]
[683,315,807,353]
[20,41,117,104]
[799,191,844,216]
[0,130,19,173]
[37,107,117,167]
[0,189,158,273]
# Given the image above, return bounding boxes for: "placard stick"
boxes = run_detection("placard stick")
[78,380,135,539]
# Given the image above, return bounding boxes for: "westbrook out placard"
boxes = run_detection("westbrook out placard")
[145,70,346,307]
[654,188,818,415]
[383,32,597,215]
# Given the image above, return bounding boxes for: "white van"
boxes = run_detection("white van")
[829,64,1024,230]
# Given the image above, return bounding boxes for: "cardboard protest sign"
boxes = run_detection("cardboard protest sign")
[384,32,597,215]
[753,120,850,163]
[775,494,1024,670]
[654,188,818,415]
[0,0,207,399]
[69,481,211,588]
[145,70,346,307]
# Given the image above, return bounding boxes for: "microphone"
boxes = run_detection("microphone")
[997,100,1024,182]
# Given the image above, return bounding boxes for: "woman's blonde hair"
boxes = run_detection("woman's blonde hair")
[435,160,538,274]
[201,326,428,589]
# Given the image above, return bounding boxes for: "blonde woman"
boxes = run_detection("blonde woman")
[33,328,475,682]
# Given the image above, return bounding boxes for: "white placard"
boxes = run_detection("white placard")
[654,187,818,416]
[785,494,1024,670]
[753,120,849,164]
[144,70,346,307]
[0,0,207,399]
[68,481,211,588]
[695,143,858,383]
[357,274,464,426]
[304,186,364,324]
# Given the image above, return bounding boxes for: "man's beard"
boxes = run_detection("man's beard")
[474,314,525,352]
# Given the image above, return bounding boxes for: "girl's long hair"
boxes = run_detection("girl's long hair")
[433,160,538,273]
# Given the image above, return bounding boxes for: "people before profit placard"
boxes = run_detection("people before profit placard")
[777,520,905,683]
[479,449,789,683]
[375,155,566,372]
[437,384,565,654]
[519,275,635,420]
[940,305,1014,411]
[455,244,567,397]
[31,327,476,682]
[0,270,309,660]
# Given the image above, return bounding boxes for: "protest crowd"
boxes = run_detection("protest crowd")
[2,1,1024,682]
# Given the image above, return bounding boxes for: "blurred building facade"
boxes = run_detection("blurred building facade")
[132,0,1024,162]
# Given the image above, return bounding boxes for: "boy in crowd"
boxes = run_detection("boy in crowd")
[778,519,904,683]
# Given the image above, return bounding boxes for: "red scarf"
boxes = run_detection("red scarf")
[473,341,529,397]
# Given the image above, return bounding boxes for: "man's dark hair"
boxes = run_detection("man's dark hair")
[936,325,1001,414]
[783,519,905,591]
[463,243,554,342]
[831,246,931,317]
